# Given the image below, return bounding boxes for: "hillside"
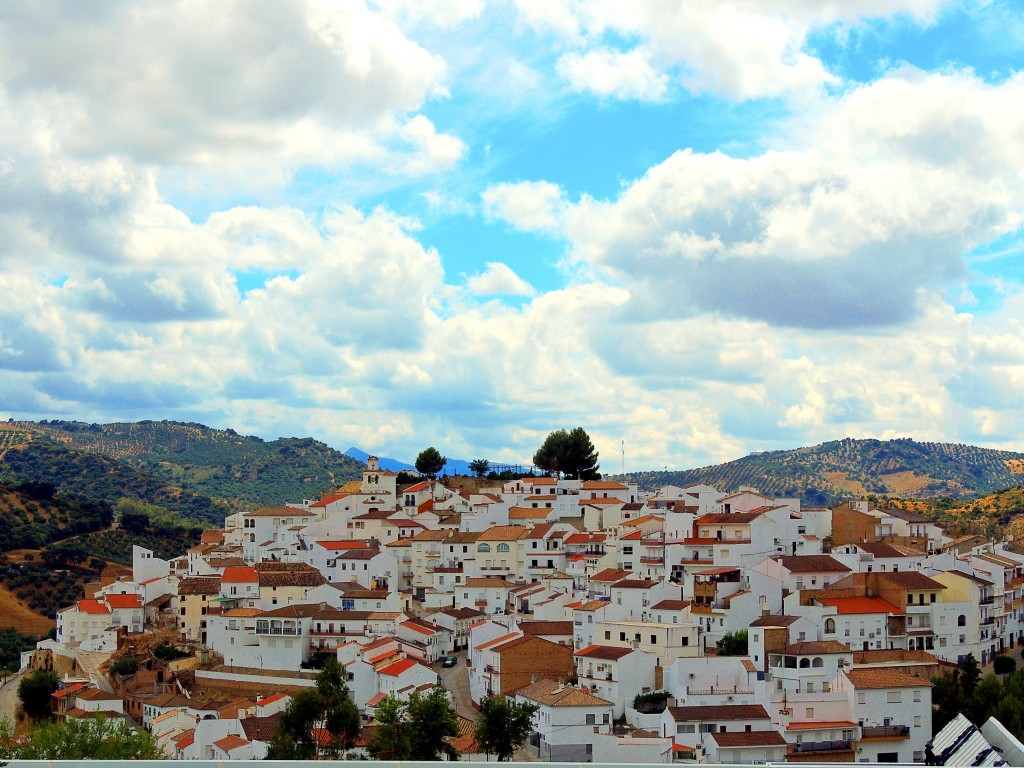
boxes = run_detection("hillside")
[1,420,363,521]
[619,437,1024,506]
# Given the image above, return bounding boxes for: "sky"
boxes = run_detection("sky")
[2,0,1024,472]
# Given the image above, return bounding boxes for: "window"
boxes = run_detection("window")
[913,690,921,702]
[886,691,902,703]
[586,714,596,725]
[825,618,836,634]
[857,692,866,704]
[805,707,814,718]
[914,716,922,727]
[604,631,611,640]
[497,543,510,553]
[958,615,966,627]
[478,544,491,552]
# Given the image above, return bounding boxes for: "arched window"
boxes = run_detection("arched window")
[478,544,491,553]
[811,657,823,668]
[958,614,966,627]
[497,543,510,553]
[799,658,810,668]
[824,618,835,634]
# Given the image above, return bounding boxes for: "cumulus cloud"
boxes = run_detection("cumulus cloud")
[0,0,457,174]
[481,180,567,233]
[514,0,946,100]
[466,262,537,296]
[557,47,667,101]
[555,68,1024,330]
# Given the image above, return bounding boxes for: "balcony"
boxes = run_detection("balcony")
[256,626,299,636]
[639,556,664,565]
[861,725,909,739]
[790,739,853,754]
[981,616,995,625]
[980,596,994,605]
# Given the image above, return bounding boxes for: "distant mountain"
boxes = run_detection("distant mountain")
[344,447,414,473]
[617,437,1024,506]
[0,420,364,524]
[344,446,474,477]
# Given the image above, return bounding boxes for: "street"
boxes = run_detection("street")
[0,669,24,724]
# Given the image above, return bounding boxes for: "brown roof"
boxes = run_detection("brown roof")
[853,648,940,666]
[240,714,279,742]
[668,704,770,722]
[749,614,801,627]
[258,571,328,588]
[612,579,660,590]
[477,526,530,541]
[856,541,924,558]
[519,621,573,636]
[590,568,633,582]
[575,644,634,660]
[515,679,612,707]
[780,641,852,655]
[879,571,946,590]
[465,577,516,588]
[651,599,691,611]
[178,577,221,596]
[712,731,787,748]
[775,555,851,573]
[845,669,933,689]
[440,607,486,620]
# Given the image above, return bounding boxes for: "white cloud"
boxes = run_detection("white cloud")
[557,47,668,101]
[481,180,567,234]
[466,262,537,296]
[513,0,948,100]
[0,1,454,174]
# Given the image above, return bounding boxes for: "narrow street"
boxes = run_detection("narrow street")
[0,669,24,723]
[437,650,475,719]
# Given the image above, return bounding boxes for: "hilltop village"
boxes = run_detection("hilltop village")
[31,456,1024,763]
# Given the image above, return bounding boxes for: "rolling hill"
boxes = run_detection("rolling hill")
[0,420,363,524]
[618,437,1024,506]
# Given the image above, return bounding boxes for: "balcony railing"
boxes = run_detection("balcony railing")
[980,596,994,605]
[861,725,909,739]
[981,616,995,625]
[256,626,299,636]
[790,739,853,753]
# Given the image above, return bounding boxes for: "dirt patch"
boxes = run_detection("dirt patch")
[820,471,868,496]
[0,582,55,636]
[877,470,932,496]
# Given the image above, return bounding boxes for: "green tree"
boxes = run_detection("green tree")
[532,428,600,480]
[469,459,490,478]
[415,447,447,479]
[995,654,1017,681]
[407,685,459,760]
[716,630,748,656]
[474,694,538,761]
[18,668,58,720]
[960,653,981,696]
[367,686,459,760]
[366,694,410,759]
[0,715,162,759]
[266,656,359,759]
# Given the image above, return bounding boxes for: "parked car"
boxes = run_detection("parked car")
[442,656,458,668]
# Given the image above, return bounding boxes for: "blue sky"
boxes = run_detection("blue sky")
[1,0,1023,471]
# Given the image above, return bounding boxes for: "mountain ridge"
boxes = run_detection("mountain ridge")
[615,437,1024,505]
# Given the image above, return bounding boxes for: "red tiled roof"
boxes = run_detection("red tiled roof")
[378,658,418,676]
[818,596,904,615]
[214,734,250,752]
[221,566,258,583]
[77,599,110,615]
[104,593,142,609]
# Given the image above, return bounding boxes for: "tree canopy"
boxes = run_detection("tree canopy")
[533,428,600,480]
[716,629,748,656]
[367,686,459,760]
[415,447,447,479]
[266,656,360,759]
[18,668,58,721]
[0,715,162,760]
[474,694,539,761]
[469,458,490,477]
